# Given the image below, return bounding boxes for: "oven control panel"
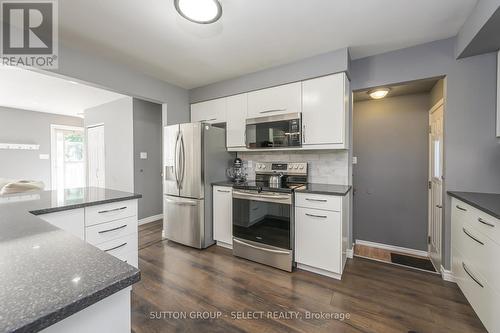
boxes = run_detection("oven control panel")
[255,162,307,175]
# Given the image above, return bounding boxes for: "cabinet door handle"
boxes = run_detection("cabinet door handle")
[436,204,443,208]
[98,206,127,214]
[200,118,217,122]
[302,124,306,143]
[104,242,127,252]
[260,109,286,114]
[305,213,327,219]
[462,262,484,288]
[217,189,230,193]
[98,224,128,234]
[478,217,495,227]
[305,198,327,202]
[462,228,484,245]
[456,205,467,211]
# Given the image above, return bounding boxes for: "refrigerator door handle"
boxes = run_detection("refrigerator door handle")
[180,133,186,189]
[174,131,180,188]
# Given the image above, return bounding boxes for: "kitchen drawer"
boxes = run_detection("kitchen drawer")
[295,207,341,273]
[295,193,341,212]
[85,199,137,226]
[452,247,500,333]
[452,217,500,292]
[95,233,138,262]
[453,198,500,245]
[86,216,137,246]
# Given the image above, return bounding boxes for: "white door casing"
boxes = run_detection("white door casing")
[429,100,444,270]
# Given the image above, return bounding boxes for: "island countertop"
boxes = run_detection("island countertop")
[0,187,142,333]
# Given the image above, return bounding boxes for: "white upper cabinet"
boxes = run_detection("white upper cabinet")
[226,93,248,148]
[191,98,226,124]
[247,82,302,118]
[302,73,349,148]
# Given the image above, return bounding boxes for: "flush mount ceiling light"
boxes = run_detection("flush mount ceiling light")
[368,87,390,99]
[174,0,222,24]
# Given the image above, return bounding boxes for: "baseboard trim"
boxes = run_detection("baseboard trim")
[440,265,456,283]
[138,214,163,226]
[296,263,343,280]
[216,241,233,250]
[346,248,353,259]
[355,239,428,258]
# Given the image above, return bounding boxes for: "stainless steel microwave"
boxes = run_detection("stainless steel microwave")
[245,113,302,149]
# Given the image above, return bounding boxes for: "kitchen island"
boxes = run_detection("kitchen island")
[0,187,141,333]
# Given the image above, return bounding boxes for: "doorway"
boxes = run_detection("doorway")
[352,77,445,273]
[50,125,85,190]
[428,99,444,270]
[87,124,105,188]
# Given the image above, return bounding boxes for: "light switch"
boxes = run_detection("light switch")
[352,156,358,164]
[39,154,49,160]
[140,152,148,159]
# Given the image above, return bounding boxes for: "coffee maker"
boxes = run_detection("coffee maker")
[226,158,246,183]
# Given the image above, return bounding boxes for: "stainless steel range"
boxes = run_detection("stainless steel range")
[232,162,307,271]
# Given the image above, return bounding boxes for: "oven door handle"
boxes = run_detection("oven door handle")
[233,190,290,200]
[233,239,290,255]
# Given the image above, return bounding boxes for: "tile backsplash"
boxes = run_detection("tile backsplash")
[237,151,349,185]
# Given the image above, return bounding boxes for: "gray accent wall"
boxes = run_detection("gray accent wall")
[132,99,163,220]
[353,94,430,251]
[49,43,189,125]
[351,37,500,268]
[0,107,83,189]
[189,48,349,103]
[84,97,135,193]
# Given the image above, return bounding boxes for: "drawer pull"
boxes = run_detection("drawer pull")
[259,109,286,114]
[456,205,467,211]
[462,228,484,245]
[305,198,327,202]
[98,224,128,234]
[217,189,230,193]
[462,262,484,288]
[104,242,127,252]
[98,206,127,214]
[478,217,495,228]
[305,213,327,219]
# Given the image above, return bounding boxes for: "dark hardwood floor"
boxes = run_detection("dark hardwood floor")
[132,221,486,333]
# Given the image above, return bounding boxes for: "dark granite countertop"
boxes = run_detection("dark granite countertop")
[448,191,500,219]
[0,187,142,333]
[294,183,352,196]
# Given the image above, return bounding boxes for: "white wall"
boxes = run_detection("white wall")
[84,97,134,193]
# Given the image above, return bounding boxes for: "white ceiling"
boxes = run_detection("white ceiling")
[59,0,478,89]
[0,66,125,117]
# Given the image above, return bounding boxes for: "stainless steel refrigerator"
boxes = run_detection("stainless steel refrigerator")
[163,122,233,249]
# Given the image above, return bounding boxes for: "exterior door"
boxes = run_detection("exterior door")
[429,103,444,270]
[87,125,105,188]
[164,124,180,196]
[51,126,85,190]
[179,123,203,199]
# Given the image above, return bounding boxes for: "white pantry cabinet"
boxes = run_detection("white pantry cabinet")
[302,73,349,149]
[226,93,248,148]
[295,192,347,279]
[191,98,226,124]
[213,186,233,248]
[247,82,301,118]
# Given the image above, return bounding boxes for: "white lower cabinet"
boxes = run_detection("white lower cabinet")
[295,193,346,279]
[451,197,500,332]
[38,209,85,240]
[38,199,139,268]
[213,186,233,248]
